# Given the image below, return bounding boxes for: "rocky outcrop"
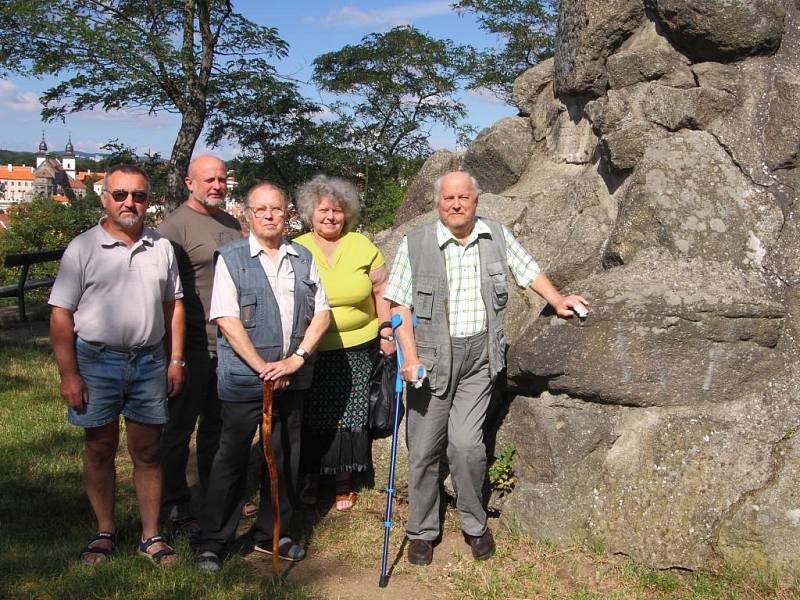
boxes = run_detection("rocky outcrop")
[388,0,800,576]
[392,150,462,226]
[463,117,535,193]
[646,0,786,61]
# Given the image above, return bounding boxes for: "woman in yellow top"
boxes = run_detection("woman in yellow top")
[294,175,395,511]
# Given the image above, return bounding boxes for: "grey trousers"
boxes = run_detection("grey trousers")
[406,331,492,541]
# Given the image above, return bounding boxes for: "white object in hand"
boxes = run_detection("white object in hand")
[412,366,427,388]
[572,303,588,318]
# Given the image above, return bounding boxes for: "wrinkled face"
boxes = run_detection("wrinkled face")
[101,172,149,231]
[437,172,477,236]
[185,156,227,208]
[311,196,345,241]
[246,187,286,243]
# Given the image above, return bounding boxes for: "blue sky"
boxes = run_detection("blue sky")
[0,1,515,159]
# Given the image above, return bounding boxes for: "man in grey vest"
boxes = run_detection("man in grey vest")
[385,170,588,565]
[193,182,330,571]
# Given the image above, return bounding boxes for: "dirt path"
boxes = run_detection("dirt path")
[247,497,483,600]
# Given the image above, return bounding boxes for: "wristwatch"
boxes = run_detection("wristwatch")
[293,347,308,361]
[170,359,186,367]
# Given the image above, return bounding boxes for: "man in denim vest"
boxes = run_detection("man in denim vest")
[385,170,588,565]
[193,182,330,570]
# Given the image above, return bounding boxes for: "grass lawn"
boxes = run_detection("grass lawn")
[0,339,311,600]
[1,335,799,599]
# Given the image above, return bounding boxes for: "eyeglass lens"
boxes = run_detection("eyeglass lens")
[109,190,148,203]
[251,207,284,218]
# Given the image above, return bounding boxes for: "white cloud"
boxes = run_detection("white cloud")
[312,1,453,27]
[311,105,337,123]
[74,139,109,153]
[80,108,175,125]
[0,80,41,113]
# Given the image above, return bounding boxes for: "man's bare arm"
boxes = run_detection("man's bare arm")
[530,272,589,318]
[259,309,332,386]
[50,306,88,409]
[163,298,185,397]
[390,302,425,382]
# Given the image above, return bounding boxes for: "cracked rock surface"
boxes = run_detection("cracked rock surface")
[382,0,800,575]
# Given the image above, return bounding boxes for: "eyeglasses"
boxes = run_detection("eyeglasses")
[106,189,149,203]
[248,206,284,218]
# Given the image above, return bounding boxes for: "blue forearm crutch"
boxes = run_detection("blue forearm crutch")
[378,312,422,588]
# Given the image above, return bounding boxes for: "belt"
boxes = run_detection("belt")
[80,338,163,354]
[451,330,487,346]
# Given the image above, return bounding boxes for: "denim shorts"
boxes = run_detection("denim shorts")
[68,337,169,428]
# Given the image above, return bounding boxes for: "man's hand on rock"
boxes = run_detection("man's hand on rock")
[554,295,590,318]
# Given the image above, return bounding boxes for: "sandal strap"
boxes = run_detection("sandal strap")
[139,535,176,564]
[149,547,176,562]
[139,535,166,552]
[81,531,115,558]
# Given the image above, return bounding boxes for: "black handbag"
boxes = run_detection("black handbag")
[368,352,403,438]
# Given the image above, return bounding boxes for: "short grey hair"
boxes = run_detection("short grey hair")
[432,170,481,202]
[244,181,289,210]
[102,164,151,193]
[295,174,361,233]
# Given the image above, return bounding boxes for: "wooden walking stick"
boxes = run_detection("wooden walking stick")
[261,379,281,577]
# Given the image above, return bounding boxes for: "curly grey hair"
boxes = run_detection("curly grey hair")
[295,174,361,233]
[432,170,481,203]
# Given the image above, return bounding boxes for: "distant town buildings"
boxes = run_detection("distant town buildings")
[0,135,105,209]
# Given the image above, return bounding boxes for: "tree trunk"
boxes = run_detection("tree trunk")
[165,108,206,212]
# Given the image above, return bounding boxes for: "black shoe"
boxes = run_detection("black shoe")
[407,539,433,565]
[464,528,495,561]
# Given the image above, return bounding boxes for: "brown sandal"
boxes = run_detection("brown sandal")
[335,490,357,511]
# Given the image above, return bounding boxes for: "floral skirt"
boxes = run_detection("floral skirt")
[300,339,376,475]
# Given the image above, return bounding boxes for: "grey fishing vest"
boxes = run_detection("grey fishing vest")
[216,238,317,401]
[407,218,509,396]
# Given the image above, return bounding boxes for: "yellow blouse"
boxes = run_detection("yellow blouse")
[295,231,385,351]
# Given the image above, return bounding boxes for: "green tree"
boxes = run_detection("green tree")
[0,0,287,210]
[312,25,473,180]
[454,0,559,101]
[0,195,101,288]
[95,139,168,213]
[205,65,361,194]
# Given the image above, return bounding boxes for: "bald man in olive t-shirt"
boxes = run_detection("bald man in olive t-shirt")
[157,155,241,528]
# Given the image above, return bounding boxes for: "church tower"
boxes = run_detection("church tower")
[62,135,76,179]
[35,132,48,168]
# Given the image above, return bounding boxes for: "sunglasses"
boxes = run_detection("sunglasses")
[106,189,149,203]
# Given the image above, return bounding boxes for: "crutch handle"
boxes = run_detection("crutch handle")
[391,313,426,389]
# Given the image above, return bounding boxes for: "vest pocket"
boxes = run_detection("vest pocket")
[487,260,508,310]
[492,278,509,309]
[414,283,435,319]
[240,293,257,329]
[416,342,438,390]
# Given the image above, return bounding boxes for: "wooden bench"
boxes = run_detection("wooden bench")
[0,248,65,321]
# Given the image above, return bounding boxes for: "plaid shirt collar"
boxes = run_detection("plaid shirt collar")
[435,218,493,248]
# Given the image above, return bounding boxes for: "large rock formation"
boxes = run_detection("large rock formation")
[384,0,800,575]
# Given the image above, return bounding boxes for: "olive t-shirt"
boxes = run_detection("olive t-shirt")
[158,203,241,352]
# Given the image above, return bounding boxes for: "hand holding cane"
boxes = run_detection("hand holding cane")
[261,379,281,578]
